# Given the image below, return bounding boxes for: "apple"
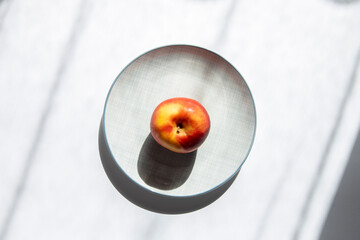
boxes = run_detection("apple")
[150,97,210,153]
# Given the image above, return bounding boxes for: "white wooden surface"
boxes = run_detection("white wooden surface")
[1,0,360,239]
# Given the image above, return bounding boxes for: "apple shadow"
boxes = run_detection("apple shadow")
[99,117,240,213]
[137,134,196,190]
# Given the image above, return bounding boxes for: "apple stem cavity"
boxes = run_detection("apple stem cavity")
[176,123,183,134]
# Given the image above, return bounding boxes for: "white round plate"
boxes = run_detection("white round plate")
[99,45,256,214]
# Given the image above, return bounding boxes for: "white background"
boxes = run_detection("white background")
[1,0,360,239]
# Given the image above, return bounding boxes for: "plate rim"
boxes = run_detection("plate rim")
[101,44,257,198]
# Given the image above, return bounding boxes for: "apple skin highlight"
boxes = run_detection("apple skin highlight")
[150,97,210,153]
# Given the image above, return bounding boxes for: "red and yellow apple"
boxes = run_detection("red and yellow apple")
[150,97,210,153]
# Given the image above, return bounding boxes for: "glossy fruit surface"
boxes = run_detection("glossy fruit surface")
[150,97,210,153]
